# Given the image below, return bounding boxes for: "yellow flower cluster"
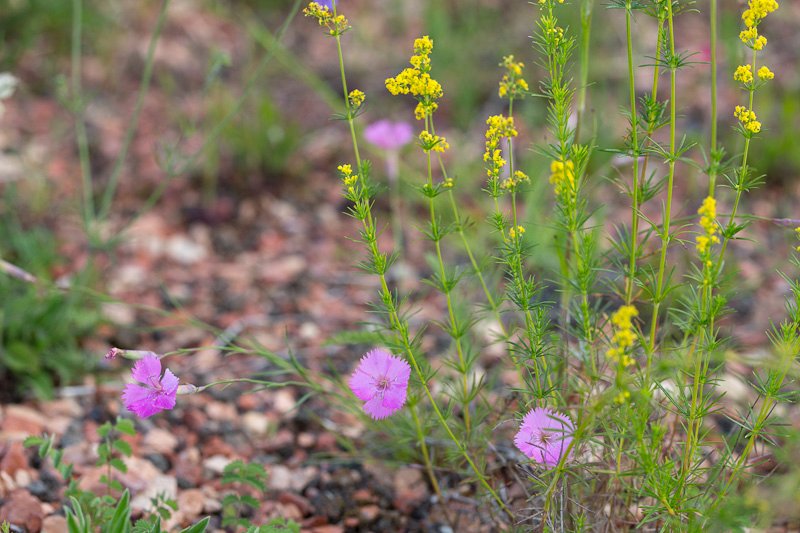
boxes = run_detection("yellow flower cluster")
[385,36,443,121]
[739,0,778,49]
[303,2,350,36]
[758,66,774,80]
[549,159,575,199]
[696,196,720,256]
[538,0,565,4]
[498,55,529,99]
[795,227,800,252]
[338,163,357,195]
[606,305,639,368]
[546,25,566,45]
[348,89,365,108]
[483,115,517,181]
[501,170,530,191]
[507,225,525,240]
[418,130,449,153]
[614,390,631,404]
[734,105,761,134]
[734,65,753,84]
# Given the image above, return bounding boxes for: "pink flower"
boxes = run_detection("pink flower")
[514,407,574,467]
[348,349,411,420]
[122,355,179,418]
[363,120,414,151]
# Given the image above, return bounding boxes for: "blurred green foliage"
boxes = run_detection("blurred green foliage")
[0,206,102,400]
[0,0,107,70]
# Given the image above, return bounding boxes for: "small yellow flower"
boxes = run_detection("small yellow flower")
[348,89,365,108]
[734,105,757,125]
[498,55,529,100]
[606,305,639,369]
[549,159,576,199]
[746,120,762,133]
[758,66,774,80]
[614,390,631,404]
[696,196,720,255]
[753,35,767,50]
[303,2,350,35]
[507,225,525,240]
[734,65,753,84]
[484,115,517,181]
[739,27,758,44]
[419,130,448,152]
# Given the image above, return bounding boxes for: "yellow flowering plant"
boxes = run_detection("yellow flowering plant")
[301,0,800,530]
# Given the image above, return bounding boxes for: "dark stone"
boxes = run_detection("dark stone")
[144,453,171,472]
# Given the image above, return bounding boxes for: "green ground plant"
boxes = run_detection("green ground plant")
[25,421,300,532]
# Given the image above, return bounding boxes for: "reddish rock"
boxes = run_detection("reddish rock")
[352,488,375,504]
[174,448,203,487]
[1,405,47,437]
[236,394,260,411]
[278,491,312,515]
[200,436,235,457]
[0,441,29,476]
[392,467,428,513]
[297,432,316,448]
[182,408,207,431]
[0,489,45,532]
[41,515,68,533]
[311,526,344,533]
[315,432,337,452]
[205,401,237,421]
[177,489,205,519]
[359,504,380,523]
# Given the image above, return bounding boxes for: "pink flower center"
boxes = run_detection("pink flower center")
[147,374,162,391]
[375,376,391,395]
[537,430,552,446]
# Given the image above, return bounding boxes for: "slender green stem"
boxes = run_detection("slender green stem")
[648,0,678,353]
[71,0,94,232]
[408,402,446,515]
[424,118,472,434]
[97,0,171,224]
[681,0,723,500]
[717,48,758,267]
[709,0,719,196]
[624,4,641,306]
[574,0,593,145]
[640,14,664,374]
[430,121,508,342]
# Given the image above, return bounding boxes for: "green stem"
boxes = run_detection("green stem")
[71,0,94,233]
[574,0,593,145]
[97,0,171,224]
[624,4,641,306]
[648,0,678,353]
[709,0,719,196]
[424,121,472,434]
